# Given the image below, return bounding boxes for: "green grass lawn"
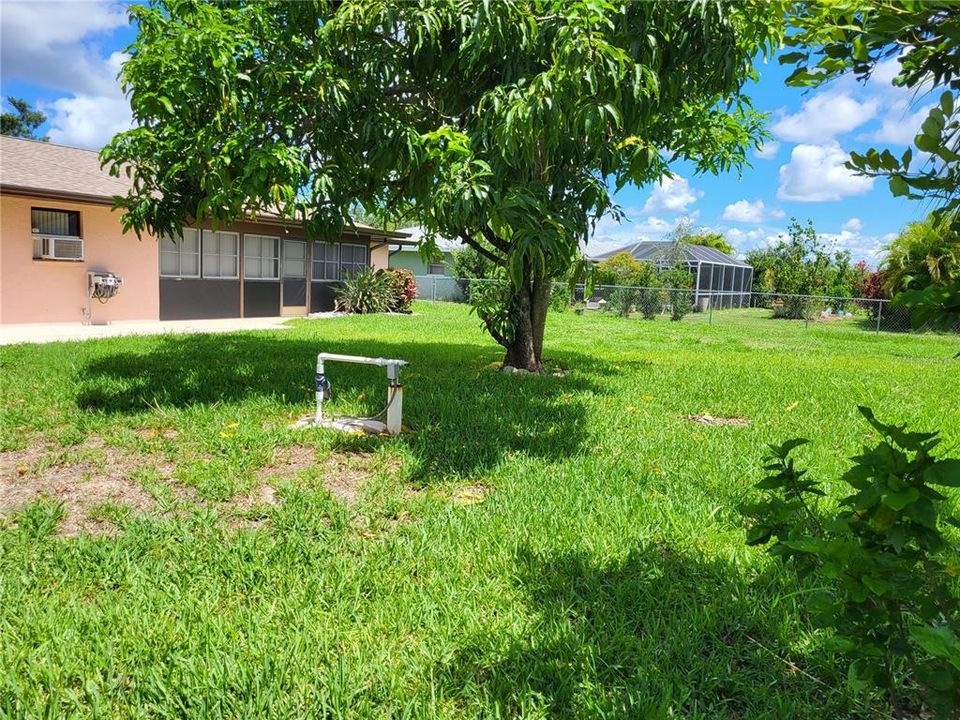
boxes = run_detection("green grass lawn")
[1,303,957,719]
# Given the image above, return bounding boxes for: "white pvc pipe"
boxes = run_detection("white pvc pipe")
[314,352,408,434]
[317,352,408,368]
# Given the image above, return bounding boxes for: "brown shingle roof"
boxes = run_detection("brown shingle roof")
[0,136,132,201]
[0,136,410,238]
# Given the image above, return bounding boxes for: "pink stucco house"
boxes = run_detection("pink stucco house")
[0,136,408,325]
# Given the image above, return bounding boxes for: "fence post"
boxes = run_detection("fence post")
[804,297,810,328]
[708,294,713,325]
[876,300,882,333]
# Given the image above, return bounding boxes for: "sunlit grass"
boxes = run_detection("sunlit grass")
[1,302,957,718]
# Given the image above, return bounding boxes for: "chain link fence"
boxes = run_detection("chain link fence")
[411,275,936,334]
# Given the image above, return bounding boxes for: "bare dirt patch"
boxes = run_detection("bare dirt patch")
[0,438,175,536]
[255,445,401,504]
[684,414,751,427]
[135,427,180,441]
[320,452,400,504]
[257,444,318,483]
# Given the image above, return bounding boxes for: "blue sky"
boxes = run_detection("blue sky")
[0,1,932,264]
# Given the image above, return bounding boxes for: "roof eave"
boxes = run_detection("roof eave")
[0,184,117,206]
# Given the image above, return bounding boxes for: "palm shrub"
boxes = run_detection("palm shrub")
[335,267,394,313]
[883,215,960,294]
[744,408,960,718]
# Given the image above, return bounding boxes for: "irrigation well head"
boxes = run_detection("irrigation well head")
[290,353,408,435]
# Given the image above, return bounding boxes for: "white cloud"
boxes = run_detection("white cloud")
[867,102,935,145]
[819,229,895,263]
[754,142,781,160]
[721,199,785,223]
[47,93,133,148]
[841,217,863,232]
[777,142,874,202]
[588,209,701,256]
[0,1,129,96]
[0,2,133,149]
[771,91,878,143]
[641,175,702,213]
[724,226,768,249]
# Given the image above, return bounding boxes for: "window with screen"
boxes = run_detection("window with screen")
[429,262,446,275]
[282,240,307,278]
[243,234,280,279]
[312,242,340,280]
[202,230,239,278]
[159,228,201,277]
[32,208,81,237]
[340,243,367,278]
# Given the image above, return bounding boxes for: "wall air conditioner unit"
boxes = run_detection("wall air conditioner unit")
[32,235,84,261]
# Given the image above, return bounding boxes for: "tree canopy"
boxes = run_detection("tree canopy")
[104,0,785,369]
[667,220,736,256]
[746,218,859,312]
[1,97,48,141]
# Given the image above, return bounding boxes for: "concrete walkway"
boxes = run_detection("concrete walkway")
[1,316,299,345]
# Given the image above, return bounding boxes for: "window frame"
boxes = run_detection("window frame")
[243,233,280,281]
[339,242,368,279]
[159,228,201,279]
[201,230,240,280]
[31,207,82,238]
[428,262,446,276]
[312,242,341,282]
[281,238,308,279]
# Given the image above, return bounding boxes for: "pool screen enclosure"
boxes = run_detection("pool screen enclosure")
[591,241,754,310]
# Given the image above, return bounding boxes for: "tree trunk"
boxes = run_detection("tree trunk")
[503,275,551,372]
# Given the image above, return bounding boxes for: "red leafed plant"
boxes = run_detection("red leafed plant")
[385,268,417,312]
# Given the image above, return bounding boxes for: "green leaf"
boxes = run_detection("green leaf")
[778,51,808,65]
[770,438,808,458]
[909,626,960,671]
[906,498,938,529]
[882,487,919,511]
[940,90,954,116]
[746,525,772,545]
[889,174,910,197]
[924,459,960,487]
[862,575,891,596]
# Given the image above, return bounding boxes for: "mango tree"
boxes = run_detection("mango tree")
[104,0,784,371]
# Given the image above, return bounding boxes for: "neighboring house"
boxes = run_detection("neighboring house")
[388,226,462,276]
[389,227,467,301]
[0,136,410,325]
[591,240,754,309]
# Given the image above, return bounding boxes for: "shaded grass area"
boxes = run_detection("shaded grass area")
[1,303,957,718]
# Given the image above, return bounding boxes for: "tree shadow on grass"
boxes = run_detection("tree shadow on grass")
[436,544,862,719]
[73,333,618,479]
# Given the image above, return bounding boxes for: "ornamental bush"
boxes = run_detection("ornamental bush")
[335,268,394,314]
[385,268,418,312]
[743,408,960,718]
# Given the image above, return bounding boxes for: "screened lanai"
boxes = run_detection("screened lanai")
[591,241,754,310]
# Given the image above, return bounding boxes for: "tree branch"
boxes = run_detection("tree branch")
[479,226,511,253]
[459,232,505,264]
